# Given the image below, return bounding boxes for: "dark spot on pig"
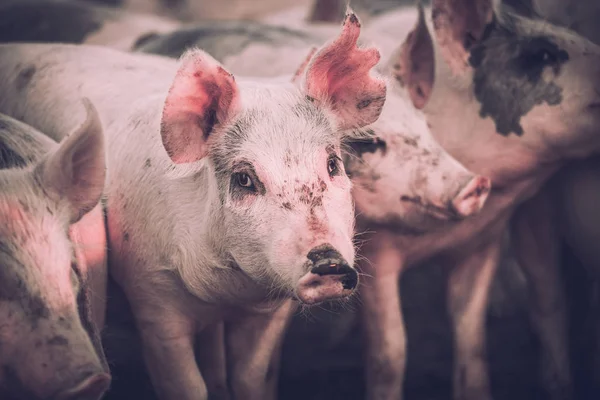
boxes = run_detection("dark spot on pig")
[144,158,152,168]
[123,232,130,242]
[47,335,69,346]
[403,136,418,147]
[15,66,35,92]
[357,99,372,109]
[468,21,568,136]
[282,202,293,210]
[319,179,327,192]
[347,137,387,157]
[0,141,27,169]
[415,86,424,98]
[347,13,360,27]
[28,296,50,322]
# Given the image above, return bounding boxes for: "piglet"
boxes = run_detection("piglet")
[0,100,110,400]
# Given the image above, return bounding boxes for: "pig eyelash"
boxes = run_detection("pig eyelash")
[327,154,342,178]
[229,163,266,199]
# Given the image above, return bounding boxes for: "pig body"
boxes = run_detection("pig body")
[0,103,110,400]
[0,0,179,51]
[0,13,388,399]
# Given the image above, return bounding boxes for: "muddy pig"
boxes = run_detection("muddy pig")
[0,100,110,400]
[0,12,387,400]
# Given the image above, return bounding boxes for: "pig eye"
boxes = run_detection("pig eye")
[234,172,255,191]
[327,156,340,177]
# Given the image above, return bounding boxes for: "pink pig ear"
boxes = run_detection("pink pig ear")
[161,49,240,164]
[390,3,435,109]
[302,10,387,130]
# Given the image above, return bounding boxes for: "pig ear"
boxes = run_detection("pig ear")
[161,49,240,164]
[36,98,106,223]
[301,10,387,130]
[431,0,494,74]
[390,3,435,109]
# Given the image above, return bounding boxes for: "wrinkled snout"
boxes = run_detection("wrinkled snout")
[296,244,358,305]
[451,176,491,218]
[54,370,111,400]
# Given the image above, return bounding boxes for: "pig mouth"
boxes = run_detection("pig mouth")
[400,195,459,221]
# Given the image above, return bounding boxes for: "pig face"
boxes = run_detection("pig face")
[431,0,600,155]
[160,12,386,304]
[344,94,491,235]
[0,101,109,400]
[343,5,491,234]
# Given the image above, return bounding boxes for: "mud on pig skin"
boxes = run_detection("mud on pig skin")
[0,100,110,400]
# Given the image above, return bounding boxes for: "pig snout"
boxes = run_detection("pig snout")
[450,176,491,217]
[296,244,358,305]
[54,370,111,400]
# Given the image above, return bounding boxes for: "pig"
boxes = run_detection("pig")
[0,11,387,400]
[0,100,111,400]
[0,0,179,51]
[367,0,600,399]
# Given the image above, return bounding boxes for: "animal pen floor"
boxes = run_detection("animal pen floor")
[99,245,599,400]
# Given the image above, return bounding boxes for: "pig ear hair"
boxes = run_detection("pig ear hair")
[390,3,435,109]
[36,98,106,223]
[161,48,240,164]
[301,8,387,130]
[431,0,494,75]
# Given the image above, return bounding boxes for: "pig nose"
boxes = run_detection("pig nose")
[451,176,491,217]
[54,371,111,400]
[296,244,358,305]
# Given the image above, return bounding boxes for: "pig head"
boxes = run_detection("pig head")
[0,100,110,400]
[155,10,386,305]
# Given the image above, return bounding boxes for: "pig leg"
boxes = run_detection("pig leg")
[512,191,572,400]
[447,238,502,400]
[133,300,207,400]
[360,231,406,400]
[226,299,296,400]
[196,322,230,400]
